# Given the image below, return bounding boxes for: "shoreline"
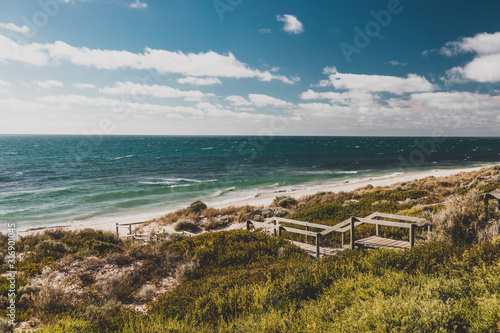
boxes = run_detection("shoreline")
[18,164,488,237]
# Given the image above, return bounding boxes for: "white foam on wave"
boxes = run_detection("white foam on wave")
[110,155,134,161]
[139,177,217,185]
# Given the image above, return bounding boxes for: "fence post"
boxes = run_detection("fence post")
[316,233,321,258]
[376,224,379,236]
[341,233,344,247]
[306,225,309,243]
[273,220,277,237]
[129,224,132,236]
[409,223,415,248]
[116,223,119,237]
[350,217,356,250]
[246,220,251,230]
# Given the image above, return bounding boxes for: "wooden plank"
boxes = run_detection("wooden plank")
[248,221,319,237]
[335,221,364,233]
[268,217,330,230]
[355,236,410,250]
[288,240,349,258]
[116,221,148,226]
[355,217,412,229]
[370,212,426,223]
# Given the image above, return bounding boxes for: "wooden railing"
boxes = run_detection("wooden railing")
[116,221,149,240]
[246,212,430,257]
[246,218,330,258]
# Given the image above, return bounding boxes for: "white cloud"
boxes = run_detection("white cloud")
[34,80,64,89]
[129,0,147,9]
[441,32,500,57]
[37,94,280,120]
[301,89,379,107]
[386,60,407,66]
[99,81,213,101]
[319,70,436,94]
[0,80,11,87]
[0,35,49,65]
[72,83,96,89]
[277,14,304,34]
[0,22,31,34]
[225,95,251,107]
[259,28,272,34]
[0,34,295,84]
[410,91,493,111]
[248,94,293,107]
[441,32,500,83]
[226,94,294,108]
[177,77,221,86]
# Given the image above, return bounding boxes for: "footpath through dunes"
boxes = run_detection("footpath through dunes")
[245,212,430,258]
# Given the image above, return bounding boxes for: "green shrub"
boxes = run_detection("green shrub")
[174,219,200,232]
[425,190,487,245]
[273,196,297,208]
[187,201,207,214]
[35,240,69,255]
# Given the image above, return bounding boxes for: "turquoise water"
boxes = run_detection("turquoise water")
[1,135,499,231]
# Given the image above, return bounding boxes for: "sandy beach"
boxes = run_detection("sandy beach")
[18,165,487,237]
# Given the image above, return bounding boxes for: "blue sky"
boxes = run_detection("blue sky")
[0,0,499,136]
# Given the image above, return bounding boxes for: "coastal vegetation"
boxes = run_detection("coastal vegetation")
[1,166,500,332]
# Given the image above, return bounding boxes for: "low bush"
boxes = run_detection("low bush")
[174,219,200,232]
[273,196,297,208]
[187,201,207,214]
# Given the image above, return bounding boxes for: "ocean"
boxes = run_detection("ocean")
[1,135,499,232]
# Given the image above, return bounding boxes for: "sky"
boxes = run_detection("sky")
[0,0,499,136]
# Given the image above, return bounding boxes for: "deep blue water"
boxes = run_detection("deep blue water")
[1,135,499,231]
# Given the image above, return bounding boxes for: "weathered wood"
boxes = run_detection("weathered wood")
[287,240,349,258]
[355,236,410,250]
[350,217,356,250]
[370,212,426,223]
[116,221,148,226]
[334,221,364,233]
[354,217,413,229]
[376,223,380,236]
[116,223,119,237]
[409,223,416,248]
[268,217,330,230]
[316,234,321,258]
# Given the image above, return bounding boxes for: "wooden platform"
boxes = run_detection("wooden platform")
[288,240,349,258]
[355,236,410,250]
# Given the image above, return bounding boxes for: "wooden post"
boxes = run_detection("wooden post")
[409,223,415,248]
[273,220,277,237]
[305,225,309,243]
[341,233,344,247]
[316,233,321,258]
[427,224,432,233]
[278,226,283,237]
[246,220,251,230]
[350,217,356,250]
[129,224,132,236]
[116,223,119,237]
[375,224,379,236]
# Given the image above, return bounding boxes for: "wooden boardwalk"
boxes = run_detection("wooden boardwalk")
[247,212,430,258]
[355,236,410,250]
[288,240,349,258]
